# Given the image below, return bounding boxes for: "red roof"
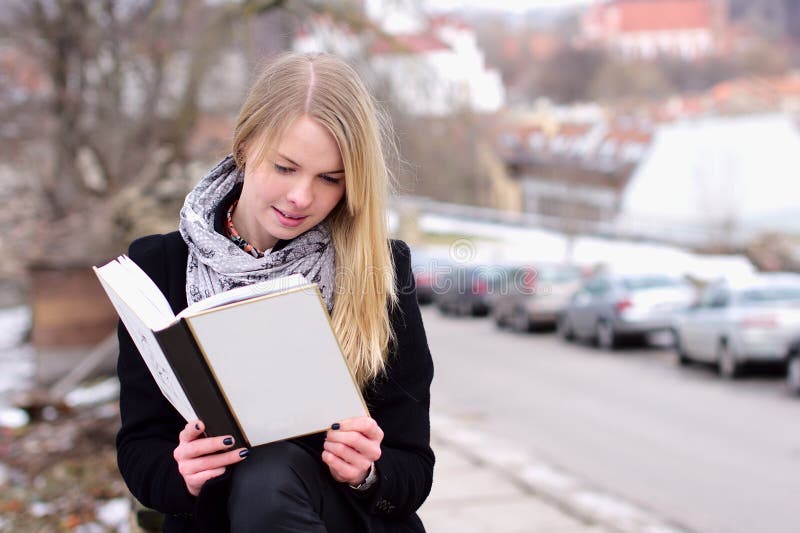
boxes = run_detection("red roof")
[429,14,471,31]
[370,34,450,55]
[595,0,717,33]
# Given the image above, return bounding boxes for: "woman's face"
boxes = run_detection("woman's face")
[235,115,346,251]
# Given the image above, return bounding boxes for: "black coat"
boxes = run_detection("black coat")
[116,231,435,532]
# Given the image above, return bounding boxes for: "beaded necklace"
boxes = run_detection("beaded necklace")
[225,199,265,258]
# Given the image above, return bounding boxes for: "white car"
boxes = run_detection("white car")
[672,273,800,378]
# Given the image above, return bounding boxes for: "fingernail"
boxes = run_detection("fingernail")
[331,422,340,430]
[195,423,200,431]
[223,437,234,446]
[239,449,249,458]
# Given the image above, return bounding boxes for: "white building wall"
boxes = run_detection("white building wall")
[292,8,505,116]
[365,0,426,35]
[619,113,800,236]
[616,29,713,60]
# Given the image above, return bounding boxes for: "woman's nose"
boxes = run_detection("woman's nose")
[287,178,313,209]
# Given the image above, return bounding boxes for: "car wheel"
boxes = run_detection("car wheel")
[717,341,741,379]
[558,315,575,341]
[596,320,618,350]
[787,353,800,395]
[672,330,691,366]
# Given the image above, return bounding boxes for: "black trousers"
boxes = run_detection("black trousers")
[227,441,366,533]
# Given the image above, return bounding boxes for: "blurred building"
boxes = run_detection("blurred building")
[293,3,505,116]
[492,67,800,246]
[650,72,800,119]
[581,0,729,60]
[618,113,800,242]
[492,107,653,225]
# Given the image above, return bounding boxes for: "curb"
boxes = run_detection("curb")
[430,412,694,533]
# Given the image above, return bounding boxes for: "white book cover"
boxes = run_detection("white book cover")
[95,255,368,446]
[184,288,368,445]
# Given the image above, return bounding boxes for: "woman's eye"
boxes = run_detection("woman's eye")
[274,163,293,174]
[321,175,342,185]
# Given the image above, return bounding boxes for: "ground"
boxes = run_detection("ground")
[0,399,130,532]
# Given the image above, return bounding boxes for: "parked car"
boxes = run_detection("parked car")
[491,264,583,332]
[409,248,449,305]
[672,273,800,378]
[558,272,695,349]
[787,336,800,395]
[436,264,505,317]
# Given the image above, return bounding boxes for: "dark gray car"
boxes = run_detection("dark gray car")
[436,264,506,317]
[491,264,583,332]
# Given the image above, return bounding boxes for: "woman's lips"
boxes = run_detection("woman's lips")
[273,207,308,228]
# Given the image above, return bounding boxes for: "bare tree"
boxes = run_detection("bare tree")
[0,0,290,266]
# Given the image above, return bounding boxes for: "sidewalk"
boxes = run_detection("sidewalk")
[419,435,609,533]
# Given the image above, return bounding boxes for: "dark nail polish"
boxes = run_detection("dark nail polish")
[239,449,250,458]
[223,437,234,446]
[331,423,340,430]
[195,423,200,431]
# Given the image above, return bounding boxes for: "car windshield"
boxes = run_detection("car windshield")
[739,286,800,304]
[622,276,680,291]
[537,267,582,283]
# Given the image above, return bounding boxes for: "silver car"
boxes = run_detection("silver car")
[491,264,583,332]
[558,273,695,349]
[672,273,800,378]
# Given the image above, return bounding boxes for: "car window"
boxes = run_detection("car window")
[622,276,681,291]
[739,286,800,304]
[700,287,729,308]
[537,267,582,283]
[584,278,610,295]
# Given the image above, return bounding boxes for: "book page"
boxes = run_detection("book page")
[94,263,197,422]
[184,287,367,447]
[117,256,177,324]
[179,273,310,317]
[97,258,176,331]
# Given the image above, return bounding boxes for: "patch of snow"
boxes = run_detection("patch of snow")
[0,344,35,400]
[0,406,29,428]
[73,523,105,533]
[417,213,755,281]
[29,501,56,517]
[96,497,131,528]
[64,378,120,408]
[0,306,35,403]
[0,305,31,349]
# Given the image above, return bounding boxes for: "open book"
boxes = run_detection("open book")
[94,256,367,448]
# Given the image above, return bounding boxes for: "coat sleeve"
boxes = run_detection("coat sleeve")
[360,240,435,519]
[115,234,197,515]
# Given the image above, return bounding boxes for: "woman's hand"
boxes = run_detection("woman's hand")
[173,420,249,497]
[322,416,383,486]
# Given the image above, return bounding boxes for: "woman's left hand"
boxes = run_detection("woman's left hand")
[322,416,383,485]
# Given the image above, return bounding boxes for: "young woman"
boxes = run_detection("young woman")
[115,52,434,532]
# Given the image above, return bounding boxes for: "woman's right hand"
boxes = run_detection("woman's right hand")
[174,420,249,496]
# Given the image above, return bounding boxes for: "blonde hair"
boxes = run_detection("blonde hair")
[232,52,398,388]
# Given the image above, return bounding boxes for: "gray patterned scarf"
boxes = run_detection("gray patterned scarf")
[178,155,336,311]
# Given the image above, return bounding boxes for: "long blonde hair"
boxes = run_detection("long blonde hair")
[232,52,398,388]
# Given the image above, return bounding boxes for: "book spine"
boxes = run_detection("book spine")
[154,322,247,447]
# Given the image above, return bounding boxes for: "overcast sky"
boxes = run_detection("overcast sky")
[425,0,595,13]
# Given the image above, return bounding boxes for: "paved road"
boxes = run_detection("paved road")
[423,307,800,533]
